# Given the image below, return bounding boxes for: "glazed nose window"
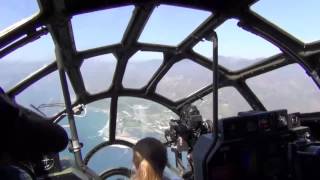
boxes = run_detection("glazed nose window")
[87,144,133,175]
[0,34,55,92]
[247,64,320,113]
[15,70,76,117]
[156,59,212,101]
[2,0,320,180]
[116,97,178,141]
[71,5,134,51]
[0,0,39,32]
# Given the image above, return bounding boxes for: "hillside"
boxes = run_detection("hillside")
[0,56,319,119]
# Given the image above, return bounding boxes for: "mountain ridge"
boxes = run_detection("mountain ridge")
[0,56,319,118]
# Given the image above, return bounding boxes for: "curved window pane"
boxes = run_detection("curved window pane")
[192,93,213,121]
[247,64,320,113]
[193,40,213,60]
[139,5,211,45]
[193,87,251,119]
[77,99,111,156]
[252,0,320,43]
[15,71,76,117]
[0,35,55,91]
[0,0,39,32]
[216,19,280,70]
[156,59,212,101]
[81,54,117,94]
[117,97,178,141]
[123,51,163,89]
[218,87,252,118]
[59,99,110,161]
[72,6,134,51]
[87,144,133,174]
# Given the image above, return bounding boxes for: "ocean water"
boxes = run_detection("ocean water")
[59,109,131,173]
[58,98,183,178]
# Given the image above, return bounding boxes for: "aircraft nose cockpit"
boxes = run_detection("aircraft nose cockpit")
[1,0,320,179]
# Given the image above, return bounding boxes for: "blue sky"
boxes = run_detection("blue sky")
[1,0,320,61]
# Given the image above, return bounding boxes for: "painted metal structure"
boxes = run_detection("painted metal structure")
[1,0,320,178]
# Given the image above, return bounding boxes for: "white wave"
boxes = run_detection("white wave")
[158,125,169,130]
[61,124,70,128]
[98,124,109,138]
[132,104,149,110]
[88,107,109,114]
[121,110,132,117]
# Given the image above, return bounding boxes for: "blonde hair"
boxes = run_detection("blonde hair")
[132,155,162,180]
[131,137,167,180]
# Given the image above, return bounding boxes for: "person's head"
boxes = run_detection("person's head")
[132,137,167,180]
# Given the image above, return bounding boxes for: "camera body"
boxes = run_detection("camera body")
[165,104,212,150]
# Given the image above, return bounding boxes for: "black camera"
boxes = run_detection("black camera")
[165,104,212,150]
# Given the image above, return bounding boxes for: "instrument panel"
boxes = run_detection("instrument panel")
[221,110,297,141]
